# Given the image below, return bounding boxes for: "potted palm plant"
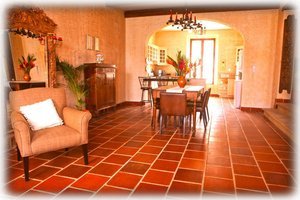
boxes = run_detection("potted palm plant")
[56,57,87,110]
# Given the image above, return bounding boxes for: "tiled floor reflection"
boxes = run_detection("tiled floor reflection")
[4,98,295,198]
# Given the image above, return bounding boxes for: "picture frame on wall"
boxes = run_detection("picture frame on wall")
[86,34,93,50]
[94,37,100,51]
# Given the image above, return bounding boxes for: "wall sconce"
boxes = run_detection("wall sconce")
[38,34,63,46]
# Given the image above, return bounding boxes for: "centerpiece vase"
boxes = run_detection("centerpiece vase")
[177,76,186,88]
[23,71,31,82]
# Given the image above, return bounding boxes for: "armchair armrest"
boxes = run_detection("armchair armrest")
[11,111,33,157]
[63,107,92,144]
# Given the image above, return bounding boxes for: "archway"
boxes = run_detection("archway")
[145,19,244,105]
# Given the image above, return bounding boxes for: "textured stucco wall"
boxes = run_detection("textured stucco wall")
[126,9,283,108]
[44,7,126,106]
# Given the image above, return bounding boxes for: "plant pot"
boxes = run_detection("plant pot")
[177,76,186,88]
[23,72,31,82]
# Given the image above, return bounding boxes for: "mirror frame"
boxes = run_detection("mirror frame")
[7,7,58,87]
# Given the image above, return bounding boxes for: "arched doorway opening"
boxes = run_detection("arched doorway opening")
[145,19,244,107]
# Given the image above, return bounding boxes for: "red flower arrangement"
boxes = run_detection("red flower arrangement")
[18,54,37,73]
[166,51,191,76]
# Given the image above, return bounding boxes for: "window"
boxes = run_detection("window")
[190,39,216,84]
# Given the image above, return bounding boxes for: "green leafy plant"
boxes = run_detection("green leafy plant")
[166,50,190,76]
[56,57,87,110]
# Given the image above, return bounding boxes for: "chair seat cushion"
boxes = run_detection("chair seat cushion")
[19,98,63,131]
[31,125,82,155]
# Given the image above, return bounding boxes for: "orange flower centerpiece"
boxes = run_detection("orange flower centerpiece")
[166,51,191,87]
[18,54,37,81]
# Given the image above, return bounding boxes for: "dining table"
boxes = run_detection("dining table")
[142,76,178,87]
[151,85,205,136]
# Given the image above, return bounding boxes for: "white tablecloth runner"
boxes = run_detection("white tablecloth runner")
[166,85,203,93]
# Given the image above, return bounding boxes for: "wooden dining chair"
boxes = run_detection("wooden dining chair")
[159,92,192,135]
[194,88,211,129]
[205,88,211,121]
[138,76,152,106]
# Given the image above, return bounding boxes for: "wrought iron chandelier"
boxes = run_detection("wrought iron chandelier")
[166,9,206,35]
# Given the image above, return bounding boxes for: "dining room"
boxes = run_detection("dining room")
[1,0,297,199]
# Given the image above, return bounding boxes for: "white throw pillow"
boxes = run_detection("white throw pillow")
[19,98,64,131]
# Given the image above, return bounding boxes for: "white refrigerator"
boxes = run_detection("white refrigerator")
[234,80,242,108]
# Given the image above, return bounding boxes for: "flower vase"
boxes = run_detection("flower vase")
[23,72,31,82]
[177,76,186,88]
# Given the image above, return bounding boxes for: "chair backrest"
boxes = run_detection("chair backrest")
[157,76,168,86]
[160,92,187,116]
[206,88,211,103]
[138,76,150,88]
[202,88,211,109]
[9,87,66,118]
[189,78,206,87]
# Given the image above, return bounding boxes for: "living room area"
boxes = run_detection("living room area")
[1,0,297,199]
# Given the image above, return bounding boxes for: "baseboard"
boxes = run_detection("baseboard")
[275,98,292,103]
[240,107,264,112]
[210,94,219,97]
[116,101,145,108]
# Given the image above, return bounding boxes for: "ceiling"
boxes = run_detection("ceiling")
[162,20,230,31]
[103,0,293,18]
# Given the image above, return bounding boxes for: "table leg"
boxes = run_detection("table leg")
[152,97,157,129]
[192,98,196,136]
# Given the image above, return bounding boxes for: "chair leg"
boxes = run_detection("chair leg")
[23,157,29,181]
[82,144,89,165]
[189,114,192,130]
[157,110,161,123]
[206,107,210,121]
[149,89,153,108]
[17,146,21,161]
[141,89,145,102]
[183,116,186,136]
[199,112,203,122]
[160,115,163,134]
[203,111,207,128]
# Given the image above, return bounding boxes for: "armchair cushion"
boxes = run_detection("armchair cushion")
[31,125,81,155]
[19,99,63,131]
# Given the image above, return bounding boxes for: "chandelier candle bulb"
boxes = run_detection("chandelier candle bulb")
[166,9,206,35]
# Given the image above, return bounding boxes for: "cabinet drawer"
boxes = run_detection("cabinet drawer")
[96,68,115,73]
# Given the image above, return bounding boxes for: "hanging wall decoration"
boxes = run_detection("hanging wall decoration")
[7,6,59,87]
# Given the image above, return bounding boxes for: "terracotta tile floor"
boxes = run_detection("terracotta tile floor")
[4,98,296,198]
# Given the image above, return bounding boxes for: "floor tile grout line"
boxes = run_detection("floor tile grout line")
[244,111,296,188]
[6,148,83,187]
[90,113,159,197]
[263,116,294,148]
[6,99,293,197]
[7,105,148,195]
[127,128,183,197]
[251,111,293,149]
[198,101,214,197]
[23,188,58,197]
[163,123,196,196]
[228,98,272,195]
[220,98,238,199]
[88,108,166,196]
[52,107,152,197]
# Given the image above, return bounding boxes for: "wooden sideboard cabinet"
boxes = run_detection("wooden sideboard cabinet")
[84,63,116,115]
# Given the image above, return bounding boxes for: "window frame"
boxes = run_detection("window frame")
[189,38,216,84]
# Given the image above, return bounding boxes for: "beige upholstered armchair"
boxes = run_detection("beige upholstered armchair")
[9,88,92,181]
